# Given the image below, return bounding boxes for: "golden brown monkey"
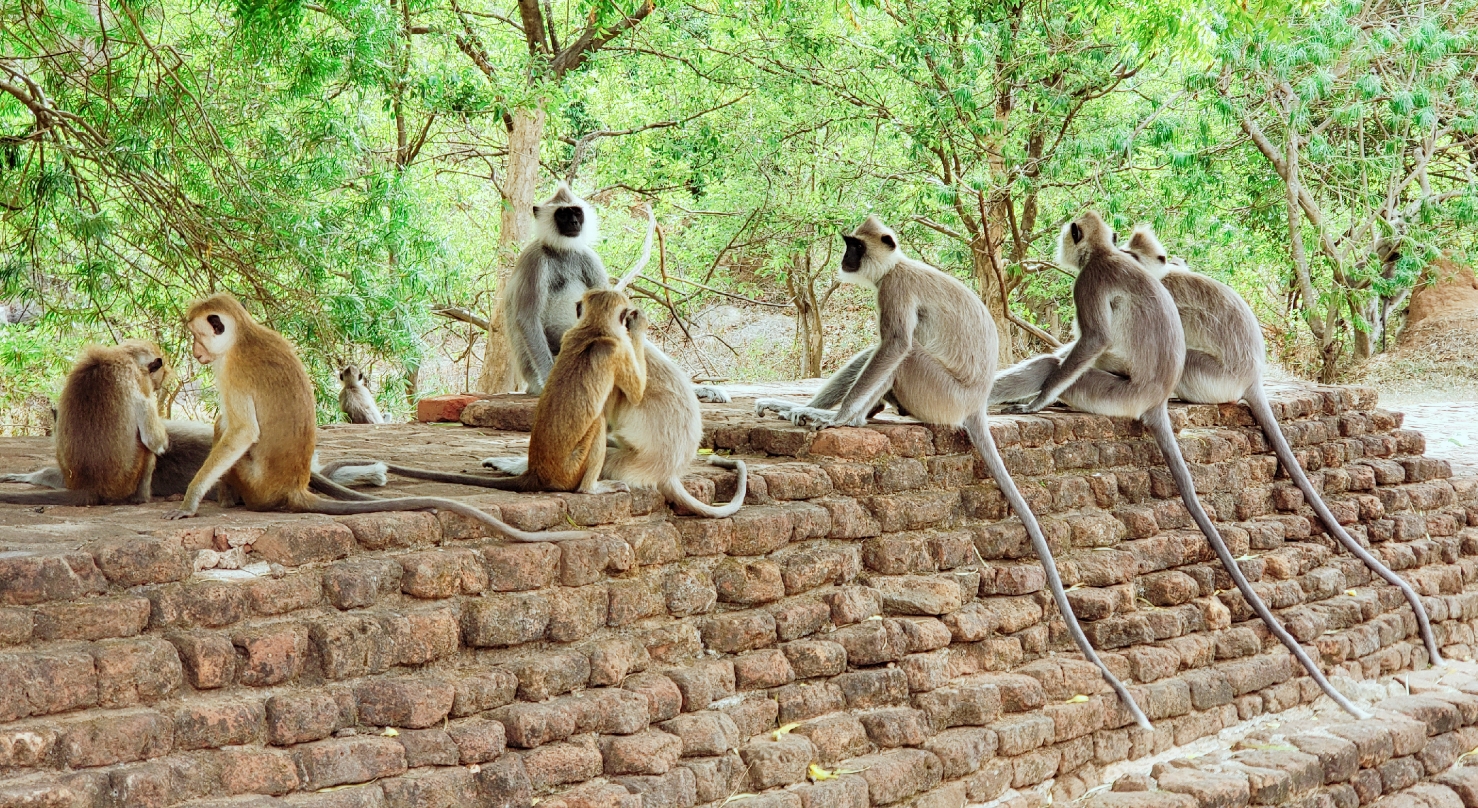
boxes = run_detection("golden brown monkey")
[383,288,646,494]
[161,293,588,541]
[0,340,170,505]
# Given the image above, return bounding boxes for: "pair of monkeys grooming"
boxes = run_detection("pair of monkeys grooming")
[759,211,1435,725]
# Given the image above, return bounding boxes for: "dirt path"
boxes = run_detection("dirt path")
[1390,400,1478,477]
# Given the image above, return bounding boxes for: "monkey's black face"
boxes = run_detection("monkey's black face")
[841,235,865,273]
[554,206,584,238]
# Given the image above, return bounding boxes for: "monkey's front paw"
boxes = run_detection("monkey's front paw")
[784,407,836,429]
[162,509,199,520]
[590,481,631,494]
[0,474,24,483]
[694,385,732,404]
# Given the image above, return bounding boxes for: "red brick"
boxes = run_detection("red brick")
[268,690,345,744]
[218,747,300,795]
[295,736,408,790]
[603,730,683,775]
[253,520,356,566]
[90,538,188,587]
[562,688,650,735]
[449,717,508,763]
[701,610,777,653]
[400,549,487,598]
[247,572,325,615]
[93,637,183,707]
[548,585,609,642]
[642,622,698,664]
[608,574,666,626]
[232,623,309,686]
[714,559,786,605]
[34,596,149,640]
[589,637,652,687]
[491,703,577,748]
[508,650,591,701]
[310,614,396,680]
[356,677,455,728]
[477,755,533,808]
[453,670,519,717]
[57,710,173,768]
[383,767,478,807]
[419,393,479,422]
[339,511,441,550]
[811,428,892,459]
[794,715,872,764]
[782,640,847,679]
[483,543,562,591]
[395,609,460,665]
[729,507,795,555]
[860,708,932,747]
[624,673,683,722]
[12,648,98,718]
[523,742,605,790]
[397,727,460,767]
[772,598,830,641]
[172,698,265,750]
[660,713,741,758]
[741,735,817,789]
[462,593,550,647]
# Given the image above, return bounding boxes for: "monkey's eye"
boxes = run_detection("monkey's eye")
[207,314,225,335]
[1070,222,1083,244]
[1158,255,1167,264]
[148,358,164,372]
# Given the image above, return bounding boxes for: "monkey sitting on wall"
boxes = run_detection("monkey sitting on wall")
[1120,225,1442,667]
[338,365,385,424]
[386,288,647,494]
[483,306,748,515]
[3,420,387,500]
[754,215,1152,730]
[160,292,588,542]
[991,210,1368,718]
[0,340,170,505]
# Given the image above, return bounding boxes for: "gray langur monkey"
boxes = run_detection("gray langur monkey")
[991,211,1369,718]
[502,182,608,395]
[755,215,1152,730]
[3,420,388,500]
[1121,225,1442,666]
[483,307,749,515]
[338,365,385,424]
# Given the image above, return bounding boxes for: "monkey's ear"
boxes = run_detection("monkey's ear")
[575,301,584,319]
[1157,254,1167,264]
[880,234,896,250]
[207,314,226,335]
[1111,231,1119,244]
[148,358,164,373]
[1070,222,1083,244]
[532,206,543,217]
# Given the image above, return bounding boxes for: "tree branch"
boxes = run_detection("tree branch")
[550,0,654,78]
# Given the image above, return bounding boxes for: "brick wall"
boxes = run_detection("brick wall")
[1,384,1476,808]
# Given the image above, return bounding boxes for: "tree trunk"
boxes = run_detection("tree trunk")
[787,253,824,378]
[970,239,1013,368]
[476,106,547,394]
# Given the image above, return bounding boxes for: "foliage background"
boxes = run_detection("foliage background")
[1,0,1474,431]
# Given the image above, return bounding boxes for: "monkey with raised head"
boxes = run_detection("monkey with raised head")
[483,306,749,514]
[4,420,387,499]
[1121,224,1442,666]
[161,293,587,541]
[0,340,170,506]
[991,211,1368,717]
[502,183,610,395]
[754,215,1152,730]
[338,365,385,424]
[386,288,646,494]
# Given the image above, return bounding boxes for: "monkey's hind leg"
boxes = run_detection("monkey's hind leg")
[482,456,529,475]
[1243,383,1443,667]
[1141,402,1369,718]
[693,385,731,404]
[962,409,1152,731]
[128,454,157,504]
[756,347,880,422]
[990,354,1061,406]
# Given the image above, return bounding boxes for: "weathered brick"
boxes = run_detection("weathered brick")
[92,636,183,707]
[463,593,550,647]
[172,698,265,750]
[34,596,150,640]
[356,677,455,728]
[483,543,562,591]
[295,737,408,791]
[741,735,817,789]
[232,623,309,687]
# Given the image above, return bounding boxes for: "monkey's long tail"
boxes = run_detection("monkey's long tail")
[309,473,380,502]
[659,457,748,518]
[1141,402,1369,719]
[963,410,1153,731]
[1243,384,1442,666]
[0,488,97,505]
[304,495,590,542]
[382,464,531,491]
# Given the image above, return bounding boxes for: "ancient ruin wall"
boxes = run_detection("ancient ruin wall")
[0,385,1476,808]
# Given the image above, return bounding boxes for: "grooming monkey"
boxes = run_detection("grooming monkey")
[162,293,588,542]
[338,365,385,424]
[992,211,1368,718]
[388,289,646,494]
[503,183,610,394]
[484,306,749,515]
[1122,225,1442,665]
[0,340,169,505]
[3,420,387,499]
[755,215,1152,730]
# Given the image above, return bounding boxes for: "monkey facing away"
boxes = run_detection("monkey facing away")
[502,183,610,395]
[387,288,646,494]
[339,365,385,424]
[0,340,170,506]
[162,293,588,542]
[1122,225,1442,666]
[484,307,749,515]
[4,420,387,500]
[991,211,1368,718]
[755,215,1152,730]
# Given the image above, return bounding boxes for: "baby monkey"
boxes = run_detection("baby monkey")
[164,293,587,542]
[0,340,169,506]
[338,365,385,424]
[1122,225,1441,666]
